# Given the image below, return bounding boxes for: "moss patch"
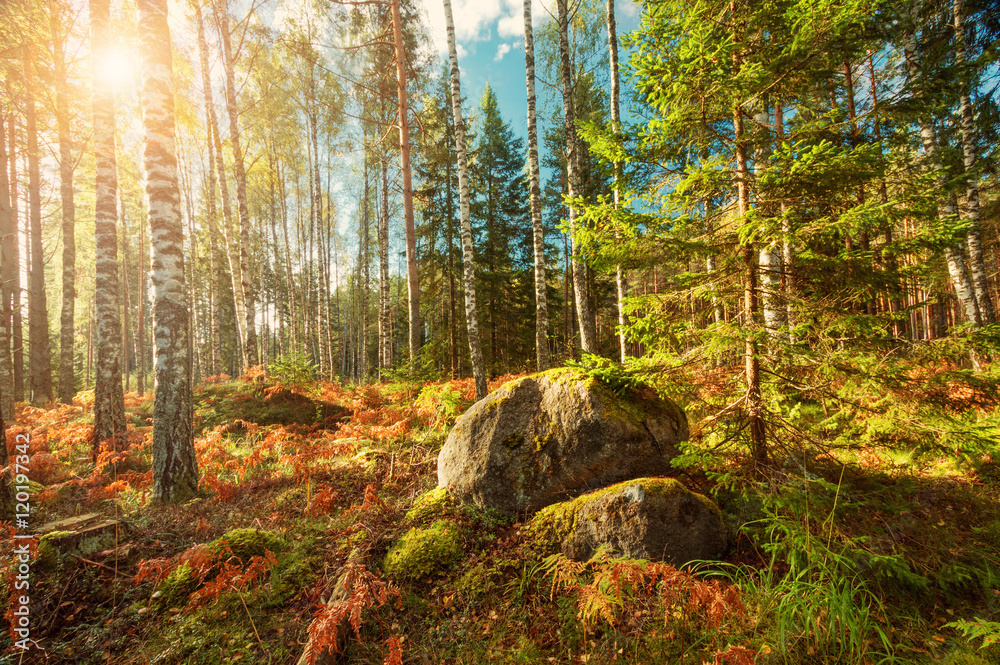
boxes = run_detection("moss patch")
[36,530,73,571]
[383,519,463,581]
[208,528,287,563]
[405,487,457,523]
[526,478,703,554]
[154,563,200,611]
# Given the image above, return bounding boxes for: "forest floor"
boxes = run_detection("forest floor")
[1,354,1000,665]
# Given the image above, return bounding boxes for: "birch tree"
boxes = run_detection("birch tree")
[524,0,550,371]
[136,0,198,502]
[443,0,487,399]
[214,0,258,370]
[901,8,982,334]
[193,1,224,375]
[557,0,597,354]
[953,0,994,325]
[606,0,627,363]
[90,0,125,459]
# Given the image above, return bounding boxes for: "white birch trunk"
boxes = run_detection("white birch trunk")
[523,0,550,371]
[137,0,198,503]
[606,0,628,363]
[91,0,126,457]
[953,0,995,325]
[557,0,597,354]
[901,15,981,331]
[193,2,223,375]
[214,0,258,368]
[444,0,488,399]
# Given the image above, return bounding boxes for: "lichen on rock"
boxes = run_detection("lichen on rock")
[437,367,689,517]
[405,487,457,524]
[526,477,728,566]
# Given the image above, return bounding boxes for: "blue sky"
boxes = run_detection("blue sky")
[415,0,642,139]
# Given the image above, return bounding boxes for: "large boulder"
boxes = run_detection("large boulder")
[437,367,688,517]
[527,478,728,565]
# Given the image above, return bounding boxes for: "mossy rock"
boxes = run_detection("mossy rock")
[526,477,728,566]
[405,487,458,524]
[36,530,73,571]
[383,519,463,582]
[455,562,503,603]
[438,367,689,517]
[208,528,287,563]
[154,563,200,610]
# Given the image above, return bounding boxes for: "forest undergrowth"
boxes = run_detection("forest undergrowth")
[2,344,1000,665]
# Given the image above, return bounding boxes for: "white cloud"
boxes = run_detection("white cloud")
[494,42,512,61]
[419,0,551,54]
[619,0,639,19]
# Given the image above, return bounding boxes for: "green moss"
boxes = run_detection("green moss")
[36,530,73,571]
[406,487,457,523]
[155,563,200,610]
[208,528,287,563]
[503,432,525,450]
[526,478,701,554]
[455,562,503,603]
[383,519,463,582]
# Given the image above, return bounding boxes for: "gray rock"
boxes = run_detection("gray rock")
[527,478,729,565]
[437,367,688,517]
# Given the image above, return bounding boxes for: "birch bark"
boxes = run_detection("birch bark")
[444,0,488,399]
[557,0,597,354]
[137,0,198,502]
[524,0,550,370]
[901,14,981,332]
[214,0,258,369]
[953,0,994,325]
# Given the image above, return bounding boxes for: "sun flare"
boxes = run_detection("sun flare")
[95,48,138,89]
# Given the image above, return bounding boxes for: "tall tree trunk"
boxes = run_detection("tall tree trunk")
[91,0,126,458]
[137,216,146,396]
[121,208,131,392]
[137,0,198,503]
[390,0,421,370]
[214,0,258,369]
[775,101,795,342]
[734,88,767,464]
[206,68,245,366]
[52,1,76,404]
[379,152,391,376]
[901,16,981,332]
[277,160,297,352]
[443,0,488,399]
[8,110,23,403]
[953,0,994,325]
[524,0,550,371]
[0,109,14,420]
[557,0,597,354]
[194,1,224,375]
[754,106,783,341]
[867,52,904,336]
[606,0,627,364]
[24,46,52,404]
